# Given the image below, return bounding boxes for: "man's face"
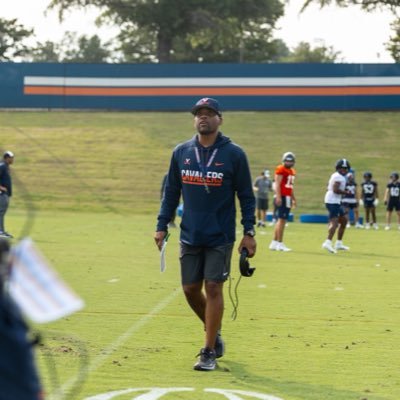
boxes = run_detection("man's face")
[194,108,222,135]
[283,160,295,168]
[5,157,13,165]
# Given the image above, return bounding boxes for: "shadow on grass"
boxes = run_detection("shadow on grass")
[217,360,387,400]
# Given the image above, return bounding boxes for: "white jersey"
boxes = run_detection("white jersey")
[324,172,346,204]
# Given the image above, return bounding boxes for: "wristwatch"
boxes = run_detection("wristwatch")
[244,229,256,237]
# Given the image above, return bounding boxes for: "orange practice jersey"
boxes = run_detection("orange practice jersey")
[275,164,296,196]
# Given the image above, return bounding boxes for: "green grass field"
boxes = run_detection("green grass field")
[1,111,399,216]
[2,111,400,400]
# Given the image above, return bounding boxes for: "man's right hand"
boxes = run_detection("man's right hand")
[154,231,167,251]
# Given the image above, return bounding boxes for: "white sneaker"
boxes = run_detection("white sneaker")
[373,223,379,230]
[278,242,291,252]
[269,240,279,251]
[346,223,350,228]
[322,240,337,254]
[355,223,363,229]
[385,225,390,231]
[365,224,371,230]
[335,241,350,251]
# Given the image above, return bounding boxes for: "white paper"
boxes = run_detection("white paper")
[8,238,84,324]
[160,239,168,273]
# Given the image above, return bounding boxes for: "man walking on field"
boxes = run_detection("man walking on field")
[154,97,256,371]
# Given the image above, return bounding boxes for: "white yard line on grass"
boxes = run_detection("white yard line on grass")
[49,288,181,400]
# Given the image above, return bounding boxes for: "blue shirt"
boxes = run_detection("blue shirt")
[0,162,12,197]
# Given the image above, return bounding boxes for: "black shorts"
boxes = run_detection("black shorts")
[275,196,291,220]
[179,242,234,285]
[256,198,269,211]
[364,198,375,208]
[387,199,400,212]
[342,202,358,210]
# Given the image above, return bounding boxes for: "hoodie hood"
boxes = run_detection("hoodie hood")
[192,132,231,150]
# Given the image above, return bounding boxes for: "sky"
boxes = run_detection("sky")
[0,0,396,63]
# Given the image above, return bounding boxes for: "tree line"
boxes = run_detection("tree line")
[1,0,398,63]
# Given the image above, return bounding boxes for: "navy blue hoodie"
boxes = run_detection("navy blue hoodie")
[157,133,255,247]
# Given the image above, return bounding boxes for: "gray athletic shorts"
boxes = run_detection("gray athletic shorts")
[179,242,234,285]
[256,198,269,211]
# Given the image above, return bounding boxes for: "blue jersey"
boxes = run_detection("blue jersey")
[387,181,400,201]
[361,180,378,201]
[342,181,357,204]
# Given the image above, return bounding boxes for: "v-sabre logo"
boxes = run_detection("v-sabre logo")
[181,169,224,187]
[84,387,285,399]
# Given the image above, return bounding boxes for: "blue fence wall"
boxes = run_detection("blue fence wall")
[1,62,400,111]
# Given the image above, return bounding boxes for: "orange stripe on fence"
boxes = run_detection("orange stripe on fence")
[24,86,400,96]
[25,86,66,95]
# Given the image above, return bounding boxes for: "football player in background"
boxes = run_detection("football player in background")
[360,171,379,229]
[269,152,296,252]
[322,159,351,254]
[253,170,272,228]
[383,172,400,230]
[342,172,363,228]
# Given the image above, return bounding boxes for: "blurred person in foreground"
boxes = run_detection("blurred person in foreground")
[154,98,256,371]
[0,238,43,399]
[322,159,351,254]
[269,152,296,252]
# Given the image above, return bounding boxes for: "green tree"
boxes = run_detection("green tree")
[0,18,33,61]
[30,40,60,62]
[386,19,400,61]
[61,32,111,62]
[48,0,285,63]
[280,41,342,63]
[172,20,289,63]
[116,25,157,63]
[26,32,112,63]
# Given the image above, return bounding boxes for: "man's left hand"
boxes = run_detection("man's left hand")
[238,236,256,258]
